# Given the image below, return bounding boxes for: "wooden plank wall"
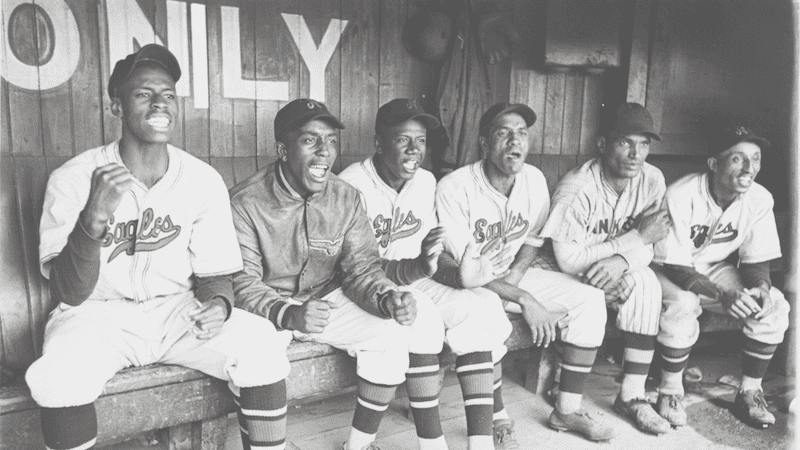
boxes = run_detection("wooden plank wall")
[0,0,606,371]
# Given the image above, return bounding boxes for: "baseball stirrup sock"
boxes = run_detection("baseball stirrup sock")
[621,332,656,400]
[742,337,779,379]
[406,353,446,447]
[234,381,288,450]
[41,403,97,450]
[491,362,509,421]
[351,377,398,443]
[559,343,597,394]
[456,351,494,438]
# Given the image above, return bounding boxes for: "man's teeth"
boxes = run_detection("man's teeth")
[146,117,170,128]
[309,165,327,178]
[403,161,418,171]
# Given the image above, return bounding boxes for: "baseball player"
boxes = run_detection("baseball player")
[652,125,790,428]
[436,103,615,442]
[230,99,445,450]
[338,98,514,450]
[25,45,292,450]
[540,103,672,435]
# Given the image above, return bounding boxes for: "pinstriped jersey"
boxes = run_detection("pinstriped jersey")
[338,157,435,260]
[541,158,665,245]
[39,141,243,302]
[653,172,781,271]
[435,161,549,267]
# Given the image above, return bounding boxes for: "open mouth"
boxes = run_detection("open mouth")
[402,160,419,172]
[146,116,171,131]
[308,164,329,181]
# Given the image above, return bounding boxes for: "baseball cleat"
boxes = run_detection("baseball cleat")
[613,395,671,435]
[734,390,776,428]
[656,393,687,427]
[493,418,520,449]
[548,408,616,441]
[340,441,383,450]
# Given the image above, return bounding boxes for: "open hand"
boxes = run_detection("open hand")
[417,227,446,276]
[185,298,227,340]
[520,296,568,348]
[457,239,515,288]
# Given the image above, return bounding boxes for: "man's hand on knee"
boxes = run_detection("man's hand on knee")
[720,289,761,320]
[285,298,335,333]
[519,294,567,348]
[582,255,628,291]
[747,286,773,321]
[185,298,227,340]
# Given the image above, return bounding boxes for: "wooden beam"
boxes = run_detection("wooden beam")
[626,0,653,104]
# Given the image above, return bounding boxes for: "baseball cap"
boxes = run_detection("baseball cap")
[376,99,440,131]
[274,99,345,140]
[708,125,770,156]
[108,44,181,98]
[608,102,661,141]
[479,103,537,137]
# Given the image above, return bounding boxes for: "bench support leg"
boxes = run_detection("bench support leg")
[524,346,557,395]
[165,415,228,450]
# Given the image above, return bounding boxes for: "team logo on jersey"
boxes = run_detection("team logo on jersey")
[373,208,422,248]
[689,222,738,248]
[473,212,529,253]
[102,208,182,262]
[591,215,636,238]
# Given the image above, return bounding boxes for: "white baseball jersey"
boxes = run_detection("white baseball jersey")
[338,157,434,260]
[39,141,243,302]
[653,172,781,272]
[436,161,550,267]
[540,158,666,271]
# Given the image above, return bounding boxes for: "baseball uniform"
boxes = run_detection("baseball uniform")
[27,141,291,409]
[541,158,665,336]
[339,157,512,361]
[653,172,790,350]
[436,160,606,350]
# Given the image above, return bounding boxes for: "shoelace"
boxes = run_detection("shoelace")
[752,391,769,410]
[496,426,520,448]
[667,395,680,409]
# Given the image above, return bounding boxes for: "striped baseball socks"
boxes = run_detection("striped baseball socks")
[740,337,779,392]
[621,332,656,401]
[40,403,97,450]
[491,362,510,422]
[456,352,494,449]
[658,344,693,396]
[347,377,398,450]
[234,380,288,450]
[556,343,598,414]
[406,353,447,450]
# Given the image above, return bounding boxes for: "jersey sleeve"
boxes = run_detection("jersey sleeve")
[525,171,550,247]
[738,194,782,264]
[435,178,473,265]
[189,170,243,276]
[653,186,694,266]
[39,163,93,279]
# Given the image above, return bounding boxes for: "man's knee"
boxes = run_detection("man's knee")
[26,355,111,408]
[220,311,292,387]
[404,288,445,354]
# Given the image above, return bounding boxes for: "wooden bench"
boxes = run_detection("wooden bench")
[0,314,536,449]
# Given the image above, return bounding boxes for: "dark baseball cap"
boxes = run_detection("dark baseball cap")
[479,103,537,137]
[108,44,181,98]
[376,98,440,131]
[274,99,344,140]
[608,102,661,141]
[708,125,770,156]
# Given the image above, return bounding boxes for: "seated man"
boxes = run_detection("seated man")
[436,103,614,442]
[230,99,444,450]
[26,45,291,450]
[652,125,790,428]
[339,98,514,450]
[540,103,672,435]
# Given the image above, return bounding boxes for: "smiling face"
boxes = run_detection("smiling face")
[599,133,651,181]
[112,63,178,145]
[481,112,530,178]
[374,119,428,191]
[277,119,339,197]
[709,141,762,201]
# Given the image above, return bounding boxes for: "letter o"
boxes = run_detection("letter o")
[2,0,80,90]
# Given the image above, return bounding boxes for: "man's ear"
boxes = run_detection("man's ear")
[111,98,123,118]
[374,134,382,154]
[276,141,287,161]
[596,136,606,155]
[479,136,487,153]
[707,156,717,172]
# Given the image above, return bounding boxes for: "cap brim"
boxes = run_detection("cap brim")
[612,127,662,141]
[744,136,770,150]
[309,114,345,130]
[407,113,441,129]
[484,105,537,134]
